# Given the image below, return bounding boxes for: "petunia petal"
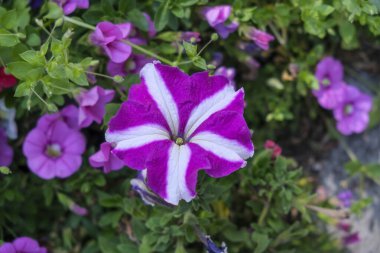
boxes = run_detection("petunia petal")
[140,63,180,135]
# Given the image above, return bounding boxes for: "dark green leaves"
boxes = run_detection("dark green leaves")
[154,0,172,31]
[127,9,149,32]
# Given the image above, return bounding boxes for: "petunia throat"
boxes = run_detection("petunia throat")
[45,143,62,158]
[175,137,185,145]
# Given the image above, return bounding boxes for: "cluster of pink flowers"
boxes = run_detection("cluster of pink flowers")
[314,57,372,135]
[0,237,47,253]
[22,86,114,179]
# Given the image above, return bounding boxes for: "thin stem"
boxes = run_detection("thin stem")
[123,40,174,65]
[85,71,115,81]
[31,88,50,108]
[258,194,272,225]
[197,38,213,57]
[306,205,349,219]
[268,22,285,45]
[112,83,127,100]
[63,16,95,30]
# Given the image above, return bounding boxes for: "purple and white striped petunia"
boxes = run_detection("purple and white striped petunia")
[106,62,254,205]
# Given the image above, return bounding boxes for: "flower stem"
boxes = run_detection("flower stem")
[63,16,175,66]
[268,22,285,45]
[258,194,272,226]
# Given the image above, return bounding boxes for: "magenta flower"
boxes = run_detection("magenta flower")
[247,28,274,51]
[90,21,133,63]
[55,0,89,15]
[313,57,346,109]
[0,237,47,253]
[89,142,124,173]
[76,86,115,128]
[333,85,372,135]
[23,115,86,179]
[343,232,360,246]
[107,54,151,77]
[201,5,238,39]
[264,140,282,159]
[0,128,13,166]
[215,66,236,87]
[106,62,254,205]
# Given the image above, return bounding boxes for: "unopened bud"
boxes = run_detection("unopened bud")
[55,18,63,27]
[211,33,219,41]
[207,64,216,70]
[113,75,124,83]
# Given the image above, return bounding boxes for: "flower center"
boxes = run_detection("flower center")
[344,104,354,115]
[322,78,330,86]
[126,60,136,71]
[175,137,184,145]
[45,143,62,158]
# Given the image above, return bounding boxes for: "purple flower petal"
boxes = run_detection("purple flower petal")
[106,62,253,205]
[89,142,124,173]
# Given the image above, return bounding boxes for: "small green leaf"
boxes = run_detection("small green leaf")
[192,57,207,70]
[183,41,197,57]
[6,62,35,79]
[127,9,149,32]
[0,166,12,175]
[44,2,63,19]
[154,0,171,31]
[0,28,20,47]
[19,50,45,66]
[252,233,270,253]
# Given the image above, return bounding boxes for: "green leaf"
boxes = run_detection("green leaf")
[104,103,121,125]
[339,20,357,48]
[192,57,207,70]
[127,9,149,32]
[0,29,20,47]
[252,233,270,253]
[6,62,35,79]
[154,0,171,31]
[14,81,32,97]
[365,164,380,184]
[19,50,45,66]
[183,41,197,57]
[99,211,123,227]
[1,10,18,30]
[44,2,63,19]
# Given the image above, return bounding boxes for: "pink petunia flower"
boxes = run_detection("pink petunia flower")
[0,67,17,92]
[215,66,236,87]
[201,5,238,39]
[90,21,133,63]
[264,140,282,159]
[333,85,372,135]
[54,0,89,15]
[106,62,254,205]
[23,115,86,179]
[247,28,275,51]
[0,128,13,166]
[69,203,88,216]
[76,86,115,128]
[89,142,124,173]
[313,57,346,109]
[0,237,47,253]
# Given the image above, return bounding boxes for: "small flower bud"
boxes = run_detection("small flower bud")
[55,18,64,27]
[113,75,124,83]
[35,18,44,28]
[207,64,216,70]
[211,33,219,41]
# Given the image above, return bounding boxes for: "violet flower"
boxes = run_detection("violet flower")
[106,62,254,205]
[205,237,228,253]
[90,22,133,63]
[54,0,89,15]
[247,28,275,51]
[0,128,13,167]
[215,66,236,87]
[313,57,346,109]
[29,0,43,9]
[201,5,238,39]
[337,190,353,208]
[0,99,17,140]
[89,142,124,173]
[211,52,224,67]
[333,85,372,135]
[23,115,86,179]
[76,86,115,128]
[343,232,360,246]
[107,54,151,77]
[0,237,47,253]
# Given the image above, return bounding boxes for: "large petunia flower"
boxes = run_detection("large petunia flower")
[23,114,86,179]
[313,57,345,109]
[76,86,115,128]
[0,237,47,253]
[333,85,372,135]
[90,22,133,63]
[106,62,254,205]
